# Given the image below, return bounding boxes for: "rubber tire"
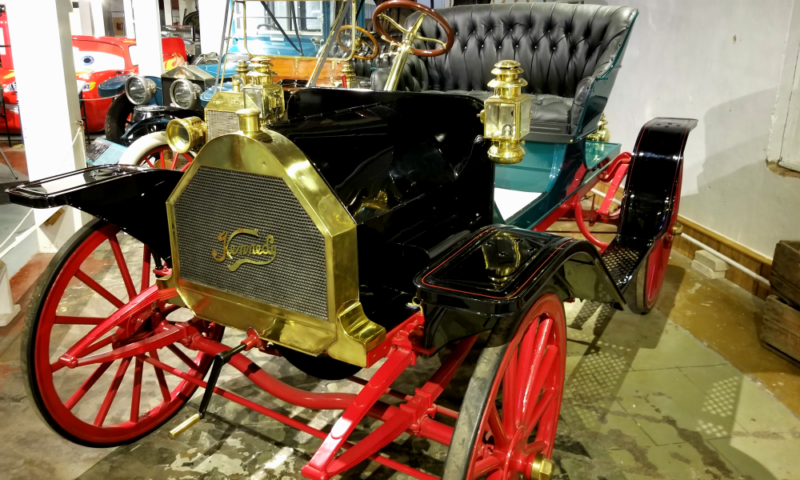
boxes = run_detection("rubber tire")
[443,288,566,479]
[625,252,655,315]
[119,131,170,166]
[276,345,362,380]
[104,94,135,145]
[20,219,209,447]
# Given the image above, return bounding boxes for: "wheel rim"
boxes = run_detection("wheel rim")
[137,145,193,172]
[467,294,566,479]
[642,164,683,310]
[30,223,219,445]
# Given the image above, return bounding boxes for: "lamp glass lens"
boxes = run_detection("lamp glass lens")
[173,81,195,109]
[126,77,148,104]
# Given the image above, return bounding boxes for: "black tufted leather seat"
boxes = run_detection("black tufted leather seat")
[373,3,638,140]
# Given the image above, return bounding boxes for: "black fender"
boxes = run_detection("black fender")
[414,226,624,350]
[7,165,180,261]
[600,117,698,290]
[98,74,132,98]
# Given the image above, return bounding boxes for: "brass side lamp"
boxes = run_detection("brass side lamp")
[340,62,357,89]
[480,60,533,165]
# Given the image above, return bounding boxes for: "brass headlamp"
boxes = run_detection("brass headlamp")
[480,60,533,164]
[166,117,206,153]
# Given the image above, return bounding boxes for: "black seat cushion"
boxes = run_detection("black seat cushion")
[373,3,637,135]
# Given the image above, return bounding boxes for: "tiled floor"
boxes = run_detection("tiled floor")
[0,235,798,479]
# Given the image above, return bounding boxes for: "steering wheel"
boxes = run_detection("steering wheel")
[337,25,379,60]
[373,0,454,57]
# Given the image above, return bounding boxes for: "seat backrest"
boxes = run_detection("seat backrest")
[408,3,637,97]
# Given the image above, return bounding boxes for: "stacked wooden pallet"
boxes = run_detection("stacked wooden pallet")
[759,241,800,364]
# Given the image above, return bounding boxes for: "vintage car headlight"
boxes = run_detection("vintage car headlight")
[166,116,206,153]
[170,79,202,109]
[125,75,157,105]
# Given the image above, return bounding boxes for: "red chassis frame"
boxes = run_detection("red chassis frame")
[48,153,631,480]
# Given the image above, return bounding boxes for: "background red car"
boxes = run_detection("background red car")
[0,13,186,135]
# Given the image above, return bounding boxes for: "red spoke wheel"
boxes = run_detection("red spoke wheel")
[626,165,683,314]
[21,219,223,447]
[138,145,194,172]
[445,292,566,479]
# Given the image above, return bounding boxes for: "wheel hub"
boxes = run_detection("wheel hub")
[529,453,554,480]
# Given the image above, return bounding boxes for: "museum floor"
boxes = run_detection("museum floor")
[0,251,799,480]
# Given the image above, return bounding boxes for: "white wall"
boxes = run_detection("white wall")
[593,0,800,258]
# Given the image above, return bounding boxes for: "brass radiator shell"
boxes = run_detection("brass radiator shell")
[164,131,385,367]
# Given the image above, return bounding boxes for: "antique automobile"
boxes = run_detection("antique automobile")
[99,64,217,152]
[101,0,370,168]
[0,20,187,136]
[8,1,696,479]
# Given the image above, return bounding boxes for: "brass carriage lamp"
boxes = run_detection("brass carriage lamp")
[247,56,278,86]
[480,60,533,164]
[340,62,357,89]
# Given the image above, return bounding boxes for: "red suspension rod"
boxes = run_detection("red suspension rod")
[138,354,438,480]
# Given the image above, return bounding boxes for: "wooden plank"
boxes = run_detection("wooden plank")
[759,321,800,362]
[772,240,800,290]
[763,295,800,336]
[771,272,800,310]
[759,340,800,369]
[759,295,800,362]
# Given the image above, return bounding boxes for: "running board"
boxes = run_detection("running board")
[600,241,649,292]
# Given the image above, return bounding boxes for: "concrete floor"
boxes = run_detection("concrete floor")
[0,235,799,479]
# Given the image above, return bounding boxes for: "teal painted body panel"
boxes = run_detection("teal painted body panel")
[494,141,622,227]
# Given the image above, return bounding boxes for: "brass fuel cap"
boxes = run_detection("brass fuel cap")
[531,453,554,480]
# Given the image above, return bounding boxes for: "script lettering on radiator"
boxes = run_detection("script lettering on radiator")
[212,229,277,271]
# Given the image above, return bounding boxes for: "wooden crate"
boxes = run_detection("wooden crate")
[771,240,800,309]
[759,294,800,364]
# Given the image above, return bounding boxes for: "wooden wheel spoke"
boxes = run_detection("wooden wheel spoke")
[75,270,125,308]
[64,361,113,410]
[150,350,172,402]
[486,471,504,480]
[523,346,558,428]
[54,316,106,325]
[130,358,143,423]
[159,150,166,169]
[166,344,200,371]
[516,319,541,404]
[487,402,509,449]
[94,357,131,426]
[522,440,547,456]
[503,348,519,431]
[471,456,502,479]
[523,388,556,440]
[519,317,553,417]
[141,245,151,292]
[108,233,137,300]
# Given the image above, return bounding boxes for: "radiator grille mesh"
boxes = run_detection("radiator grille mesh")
[207,110,240,140]
[174,167,329,320]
